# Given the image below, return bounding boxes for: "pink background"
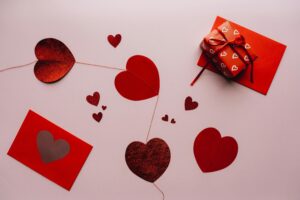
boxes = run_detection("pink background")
[0,0,299,199]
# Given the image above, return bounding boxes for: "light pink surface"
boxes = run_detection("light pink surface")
[0,0,299,200]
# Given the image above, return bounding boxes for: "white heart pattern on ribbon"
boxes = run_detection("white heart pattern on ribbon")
[233,29,239,35]
[209,49,215,54]
[232,53,238,59]
[245,43,251,49]
[244,55,249,62]
[222,26,229,33]
[220,51,227,57]
[220,63,226,69]
[231,65,239,71]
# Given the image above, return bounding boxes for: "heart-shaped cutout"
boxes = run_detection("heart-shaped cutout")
[34,38,75,83]
[162,114,169,122]
[37,130,70,163]
[86,91,100,106]
[93,112,103,122]
[125,138,171,182]
[115,55,160,101]
[185,96,198,111]
[107,34,122,48]
[193,127,238,173]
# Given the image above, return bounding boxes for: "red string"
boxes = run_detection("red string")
[153,182,165,200]
[190,62,208,86]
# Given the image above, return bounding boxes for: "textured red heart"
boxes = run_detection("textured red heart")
[185,96,198,110]
[34,38,75,83]
[194,127,238,173]
[107,34,122,48]
[92,112,103,122]
[115,55,160,101]
[125,138,171,182]
[86,92,100,106]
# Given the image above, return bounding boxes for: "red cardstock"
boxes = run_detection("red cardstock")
[7,110,93,190]
[197,16,286,95]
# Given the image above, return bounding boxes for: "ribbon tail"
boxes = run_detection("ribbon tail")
[190,62,208,86]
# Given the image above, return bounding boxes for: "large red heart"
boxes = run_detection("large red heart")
[125,138,170,182]
[115,55,160,101]
[193,127,238,173]
[34,38,75,83]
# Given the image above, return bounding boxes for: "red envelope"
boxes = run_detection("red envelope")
[197,16,287,95]
[7,110,93,190]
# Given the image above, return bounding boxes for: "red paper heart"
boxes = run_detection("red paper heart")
[115,55,160,101]
[125,138,171,182]
[86,92,100,106]
[161,114,169,122]
[185,96,198,110]
[194,127,238,173]
[170,119,176,124]
[34,38,75,83]
[107,34,122,48]
[92,112,103,122]
[102,105,107,110]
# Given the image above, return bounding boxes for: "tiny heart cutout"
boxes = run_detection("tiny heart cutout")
[114,55,160,101]
[170,119,176,124]
[162,114,169,122]
[92,112,103,122]
[34,38,75,83]
[102,105,107,110]
[125,138,171,182]
[194,127,238,173]
[37,130,70,163]
[107,34,122,48]
[185,96,198,111]
[86,91,100,106]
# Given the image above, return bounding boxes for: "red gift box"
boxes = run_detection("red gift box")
[200,21,257,80]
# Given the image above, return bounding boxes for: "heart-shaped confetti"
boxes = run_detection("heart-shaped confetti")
[185,96,198,111]
[102,105,107,110]
[125,138,171,182]
[107,34,122,48]
[161,114,169,122]
[34,38,75,83]
[194,127,238,173]
[170,119,176,124]
[115,55,160,101]
[37,130,70,163]
[86,92,100,106]
[92,112,103,122]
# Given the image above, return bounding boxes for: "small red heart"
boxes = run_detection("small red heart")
[170,119,176,124]
[92,112,103,122]
[194,127,238,173]
[34,38,75,83]
[161,114,169,122]
[86,92,100,106]
[115,55,160,101]
[102,105,107,110]
[185,96,198,111]
[107,34,122,48]
[125,138,171,182]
